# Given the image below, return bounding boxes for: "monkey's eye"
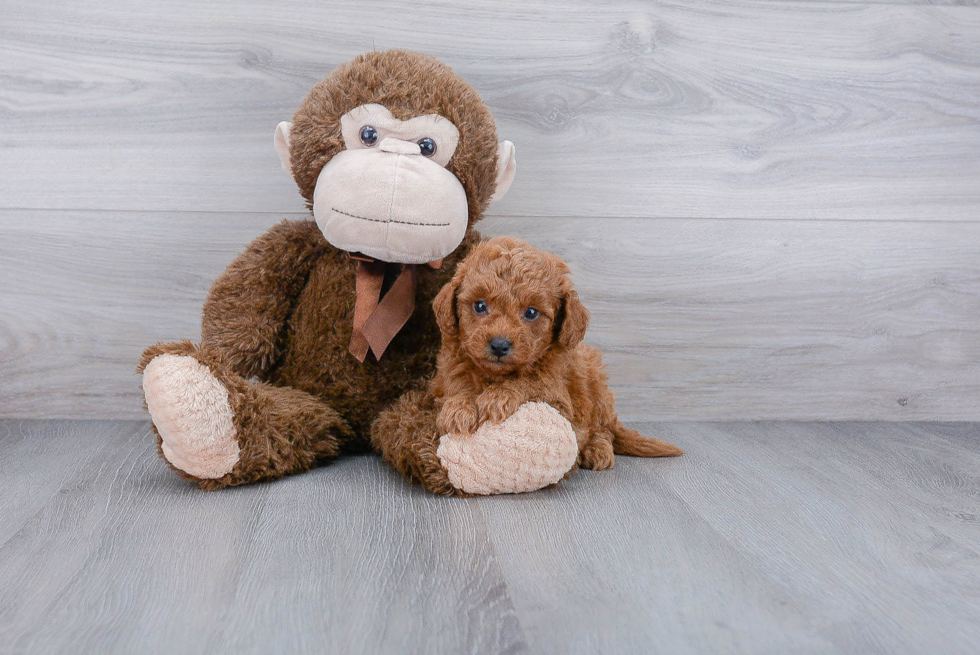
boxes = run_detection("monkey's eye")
[473,300,488,315]
[523,307,540,321]
[417,137,437,157]
[359,125,379,146]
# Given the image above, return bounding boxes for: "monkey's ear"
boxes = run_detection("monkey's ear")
[433,276,462,339]
[274,121,293,174]
[489,140,517,202]
[554,289,590,349]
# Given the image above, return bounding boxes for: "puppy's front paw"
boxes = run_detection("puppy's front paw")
[476,387,525,425]
[437,397,480,436]
[579,438,616,471]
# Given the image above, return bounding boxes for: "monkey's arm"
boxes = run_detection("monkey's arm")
[200,219,328,379]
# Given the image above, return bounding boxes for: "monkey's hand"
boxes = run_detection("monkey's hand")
[510,385,574,424]
[436,395,480,436]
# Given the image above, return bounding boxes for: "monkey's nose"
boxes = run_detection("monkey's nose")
[379,137,422,156]
[488,338,512,358]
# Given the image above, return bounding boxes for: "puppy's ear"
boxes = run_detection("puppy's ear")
[554,288,589,349]
[433,276,462,339]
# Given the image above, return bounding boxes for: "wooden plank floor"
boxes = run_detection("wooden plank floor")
[1,420,977,654]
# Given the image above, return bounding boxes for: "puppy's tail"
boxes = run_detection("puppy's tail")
[612,422,683,458]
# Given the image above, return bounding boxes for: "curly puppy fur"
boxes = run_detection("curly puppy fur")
[430,237,682,470]
[140,50,502,489]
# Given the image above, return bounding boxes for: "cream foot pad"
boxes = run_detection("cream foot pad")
[436,402,578,495]
[142,354,240,479]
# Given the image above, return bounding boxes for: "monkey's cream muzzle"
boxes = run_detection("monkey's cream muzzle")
[276,103,516,266]
[310,104,469,265]
[312,138,468,265]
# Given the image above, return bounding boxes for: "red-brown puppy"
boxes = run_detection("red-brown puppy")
[431,236,682,470]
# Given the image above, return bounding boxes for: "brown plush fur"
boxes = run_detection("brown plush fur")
[140,50,500,489]
[429,237,682,470]
[370,389,462,496]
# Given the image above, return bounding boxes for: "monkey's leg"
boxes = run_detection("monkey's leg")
[138,341,353,490]
[370,390,463,496]
[372,391,579,496]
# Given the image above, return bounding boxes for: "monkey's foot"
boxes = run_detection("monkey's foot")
[436,402,578,495]
[142,354,240,479]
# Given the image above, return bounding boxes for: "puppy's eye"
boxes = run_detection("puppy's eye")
[417,137,436,157]
[523,307,540,321]
[473,300,488,315]
[360,125,379,146]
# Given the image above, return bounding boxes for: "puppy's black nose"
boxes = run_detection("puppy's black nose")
[488,337,512,358]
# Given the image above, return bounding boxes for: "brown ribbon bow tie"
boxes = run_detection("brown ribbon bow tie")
[348,253,443,362]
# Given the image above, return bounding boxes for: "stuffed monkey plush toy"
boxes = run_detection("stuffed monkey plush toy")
[138,50,578,494]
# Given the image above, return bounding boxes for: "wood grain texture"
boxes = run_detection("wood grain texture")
[1,419,977,653]
[1,0,979,219]
[2,209,978,420]
[2,0,979,421]
[482,420,980,654]
[0,420,525,654]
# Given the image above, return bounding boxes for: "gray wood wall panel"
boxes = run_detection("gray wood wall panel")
[3,209,978,420]
[2,419,978,653]
[2,0,979,420]
[1,1,979,220]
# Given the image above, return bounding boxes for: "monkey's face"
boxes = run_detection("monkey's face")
[276,101,516,265]
[313,104,467,265]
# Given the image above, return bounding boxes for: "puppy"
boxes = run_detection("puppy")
[431,236,681,470]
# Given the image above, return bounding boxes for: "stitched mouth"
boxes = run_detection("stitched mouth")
[331,207,450,227]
